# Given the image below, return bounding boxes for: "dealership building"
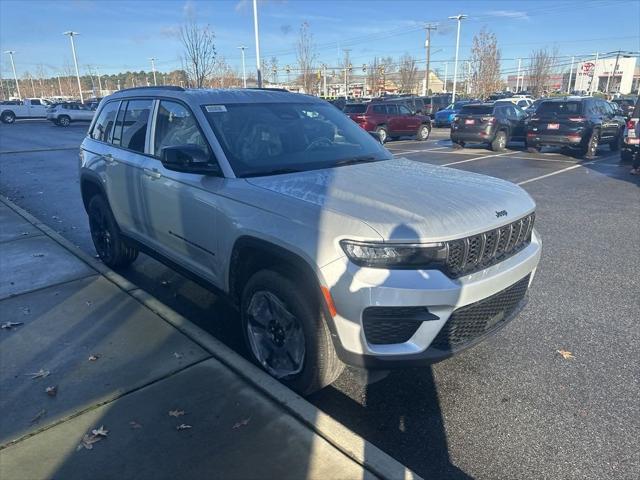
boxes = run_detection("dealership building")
[507,55,639,95]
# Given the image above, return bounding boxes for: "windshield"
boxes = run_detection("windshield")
[536,101,582,115]
[203,102,392,177]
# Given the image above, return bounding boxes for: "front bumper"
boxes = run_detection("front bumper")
[321,230,542,367]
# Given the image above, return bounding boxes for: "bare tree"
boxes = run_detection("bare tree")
[296,22,317,94]
[398,53,418,93]
[180,20,217,88]
[469,27,502,99]
[367,57,380,96]
[528,47,557,96]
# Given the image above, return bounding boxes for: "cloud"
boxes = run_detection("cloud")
[280,24,292,35]
[160,26,181,38]
[235,0,250,12]
[486,10,530,21]
[183,0,196,19]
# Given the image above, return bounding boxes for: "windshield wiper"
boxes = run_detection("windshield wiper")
[334,155,380,167]
[243,167,302,178]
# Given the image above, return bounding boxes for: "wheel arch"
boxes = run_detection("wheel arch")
[80,171,107,211]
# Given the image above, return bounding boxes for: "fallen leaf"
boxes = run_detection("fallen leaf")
[22,306,31,315]
[169,410,185,417]
[30,409,46,424]
[88,354,100,362]
[32,253,45,258]
[85,301,93,307]
[1,321,24,330]
[77,433,103,451]
[92,425,109,437]
[173,352,183,359]
[161,280,171,287]
[129,421,142,429]
[27,369,50,379]
[232,417,251,429]
[45,385,58,397]
[557,349,575,360]
[176,424,192,430]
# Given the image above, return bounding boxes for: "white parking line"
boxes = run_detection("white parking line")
[515,158,617,185]
[441,151,513,166]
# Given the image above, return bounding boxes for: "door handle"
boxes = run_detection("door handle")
[103,153,115,164]
[143,168,162,180]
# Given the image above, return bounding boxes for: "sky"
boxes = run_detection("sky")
[0,0,639,80]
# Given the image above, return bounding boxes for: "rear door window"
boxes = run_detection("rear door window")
[372,105,386,114]
[119,100,153,153]
[398,104,412,115]
[90,101,119,142]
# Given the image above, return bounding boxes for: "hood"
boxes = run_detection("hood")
[246,158,535,242]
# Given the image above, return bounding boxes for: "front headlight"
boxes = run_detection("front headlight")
[340,240,447,269]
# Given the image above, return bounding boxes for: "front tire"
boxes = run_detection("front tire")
[87,195,138,269]
[609,130,623,151]
[416,123,431,141]
[491,130,507,152]
[241,269,344,395]
[1,111,16,124]
[58,115,71,127]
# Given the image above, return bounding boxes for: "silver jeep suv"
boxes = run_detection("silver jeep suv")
[80,87,542,394]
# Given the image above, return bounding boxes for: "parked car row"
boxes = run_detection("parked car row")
[449,96,627,158]
[0,97,98,126]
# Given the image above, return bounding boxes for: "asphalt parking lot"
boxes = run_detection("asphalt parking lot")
[1,121,638,479]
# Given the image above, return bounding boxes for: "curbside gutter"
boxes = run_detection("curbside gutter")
[0,194,422,480]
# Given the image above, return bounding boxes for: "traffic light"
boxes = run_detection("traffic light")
[362,64,367,73]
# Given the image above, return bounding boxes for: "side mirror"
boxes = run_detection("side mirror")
[160,145,220,175]
[368,131,383,144]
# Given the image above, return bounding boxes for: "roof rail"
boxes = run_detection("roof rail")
[244,87,289,92]
[115,85,185,93]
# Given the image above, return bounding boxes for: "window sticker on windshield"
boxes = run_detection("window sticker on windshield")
[205,105,227,113]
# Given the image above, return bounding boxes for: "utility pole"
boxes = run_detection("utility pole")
[343,48,351,98]
[149,57,157,86]
[424,24,437,96]
[4,51,21,99]
[252,0,262,87]
[322,64,327,97]
[516,58,522,92]
[589,51,599,95]
[567,56,574,94]
[63,31,84,102]
[238,46,247,88]
[29,74,36,97]
[448,14,467,104]
[444,62,448,93]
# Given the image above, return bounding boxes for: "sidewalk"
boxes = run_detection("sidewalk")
[0,197,420,480]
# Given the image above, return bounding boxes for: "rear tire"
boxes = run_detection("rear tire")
[527,146,542,153]
[58,115,71,127]
[1,111,16,124]
[452,140,465,149]
[375,126,389,144]
[581,130,599,159]
[416,123,431,141]
[87,195,138,269]
[241,269,344,395]
[491,130,507,152]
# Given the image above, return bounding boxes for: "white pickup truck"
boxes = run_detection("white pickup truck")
[0,98,51,124]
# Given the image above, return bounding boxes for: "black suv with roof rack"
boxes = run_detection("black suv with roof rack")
[525,97,626,159]
[450,102,527,151]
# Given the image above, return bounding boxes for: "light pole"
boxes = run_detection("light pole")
[238,46,247,88]
[149,57,157,86]
[444,62,448,93]
[448,14,467,103]
[63,31,84,102]
[252,0,262,88]
[516,58,522,92]
[589,51,599,96]
[4,51,21,99]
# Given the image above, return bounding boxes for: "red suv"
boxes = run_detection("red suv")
[345,101,431,143]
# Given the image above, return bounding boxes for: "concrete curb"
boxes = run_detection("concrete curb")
[1,195,422,480]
